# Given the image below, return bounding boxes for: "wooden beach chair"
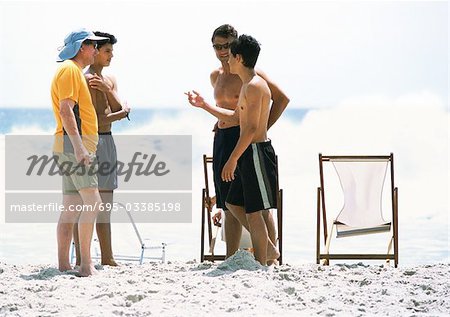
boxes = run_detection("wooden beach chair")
[316,154,399,267]
[200,154,284,264]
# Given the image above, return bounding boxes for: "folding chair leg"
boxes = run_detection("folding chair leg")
[386,236,394,266]
[322,223,335,265]
[162,244,166,263]
[139,247,145,265]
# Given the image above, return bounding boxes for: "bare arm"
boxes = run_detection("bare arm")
[88,74,123,112]
[85,74,130,125]
[210,69,219,88]
[59,98,91,164]
[96,109,129,124]
[186,90,239,124]
[221,85,261,182]
[256,69,290,129]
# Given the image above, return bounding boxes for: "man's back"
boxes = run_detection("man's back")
[238,75,271,143]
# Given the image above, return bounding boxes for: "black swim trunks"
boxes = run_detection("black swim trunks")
[212,126,240,210]
[226,140,277,213]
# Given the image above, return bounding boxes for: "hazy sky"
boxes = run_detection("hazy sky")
[0,0,448,109]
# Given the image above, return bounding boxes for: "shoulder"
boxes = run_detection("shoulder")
[245,79,263,96]
[104,73,117,86]
[252,75,268,88]
[104,73,116,82]
[255,67,270,81]
[59,60,79,74]
[55,60,82,82]
[210,68,221,83]
[246,76,269,96]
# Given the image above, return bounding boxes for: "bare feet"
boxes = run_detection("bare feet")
[101,259,119,266]
[58,264,73,272]
[267,259,279,266]
[267,245,280,263]
[77,264,98,277]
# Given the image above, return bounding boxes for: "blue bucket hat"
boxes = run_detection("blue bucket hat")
[57,28,108,62]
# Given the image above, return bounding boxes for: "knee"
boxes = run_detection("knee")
[246,211,262,222]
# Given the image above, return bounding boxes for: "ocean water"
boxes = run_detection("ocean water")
[0,108,310,134]
[0,106,448,266]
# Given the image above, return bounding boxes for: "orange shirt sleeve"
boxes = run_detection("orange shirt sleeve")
[57,63,81,103]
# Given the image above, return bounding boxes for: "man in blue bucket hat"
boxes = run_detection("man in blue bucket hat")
[57,28,108,62]
[51,28,108,277]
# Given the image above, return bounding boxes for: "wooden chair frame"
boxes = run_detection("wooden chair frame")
[316,153,399,267]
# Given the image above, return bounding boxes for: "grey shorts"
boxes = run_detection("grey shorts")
[96,132,118,191]
[53,152,98,195]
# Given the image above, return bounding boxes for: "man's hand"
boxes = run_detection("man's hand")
[88,73,111,93]
[221,158,237,182]
[205,195,216,210]
[74,146,93,166]
[185,90,207,109]
[122,101,131,120]
[212,210,222,227]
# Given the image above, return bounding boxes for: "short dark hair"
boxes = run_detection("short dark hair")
[211,24,238,42]
[230,35,261,69]
[94,31,117,49]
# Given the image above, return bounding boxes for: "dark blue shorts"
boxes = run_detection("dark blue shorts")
[212,126,240,210]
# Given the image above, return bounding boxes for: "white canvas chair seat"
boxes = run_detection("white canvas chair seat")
[316,154,399,267]
[332,159,391,238]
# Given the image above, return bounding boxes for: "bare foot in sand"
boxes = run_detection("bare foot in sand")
[267,244,280,265]
[78,264,98,277]
[101,259,119,266]
[267,259,279,266]
[58,264,73,272]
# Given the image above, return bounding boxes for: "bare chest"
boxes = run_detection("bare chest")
[213,75,241,109]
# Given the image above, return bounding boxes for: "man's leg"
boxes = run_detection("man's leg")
[77,187,102,277]
[262,210,276,246]
[57,194,82,271]
[226,203,279,262]
[262,210,278,265]
[96,191,117,266]
[74,193,114,266]
[246,211,268,265]
[223,209,242,258]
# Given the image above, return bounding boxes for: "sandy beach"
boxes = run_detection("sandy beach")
[0,251,448,317]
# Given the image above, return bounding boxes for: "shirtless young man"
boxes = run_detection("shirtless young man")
[207,25,289,260]
[72,31,130,267]
[187,34,279,265]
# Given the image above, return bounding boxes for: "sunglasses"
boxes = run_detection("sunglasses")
[212,42,231,50]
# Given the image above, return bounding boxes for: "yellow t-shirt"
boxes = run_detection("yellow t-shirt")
[51,60,98,153]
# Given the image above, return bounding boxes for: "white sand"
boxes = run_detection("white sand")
[0,251,448,317]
